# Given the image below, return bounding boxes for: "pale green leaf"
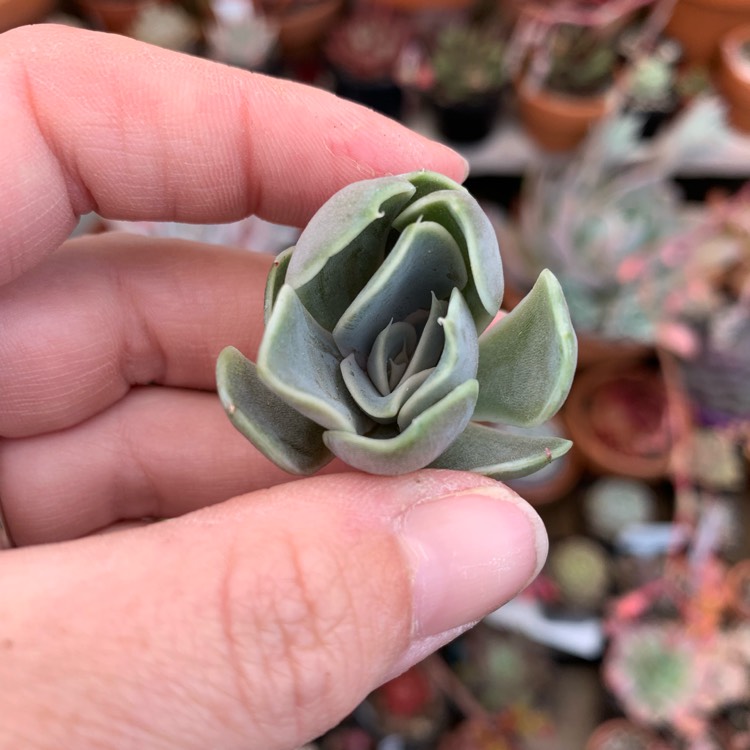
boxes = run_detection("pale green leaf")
[332,221,467,358]
[473,270,577,426]
[393,189,503,332]
[257,285,370,433]
[430,421,572,479]
[216,346,333,475]
[323,379,479,475]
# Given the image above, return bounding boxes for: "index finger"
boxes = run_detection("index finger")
[0,24,467,285]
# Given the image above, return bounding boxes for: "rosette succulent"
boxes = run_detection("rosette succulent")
[216,171,576,476]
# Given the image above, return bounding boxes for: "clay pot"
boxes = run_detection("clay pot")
[562,360,672,479]
[75,0,153,33]
[717,24,750,134]
[585,718,665,750]
[0,0,55,31]
[727,558,750,618]
[265,0,344,62]
[515,77,613,153]
[666,0,750,67]
[576,334,654,371]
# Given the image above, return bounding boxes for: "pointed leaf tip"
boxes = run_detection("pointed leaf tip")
[473,269,577,427]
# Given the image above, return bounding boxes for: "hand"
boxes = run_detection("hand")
[0,24,548,750]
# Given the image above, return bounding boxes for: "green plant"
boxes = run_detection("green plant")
[640,186,750,421]
[546,536,612,613]
[324,8,410,82]
[428,24,506,105]
[509,99,723,343]
[128,2,200,51]
[205,3,278,69]
[544,23,618,97]
[216,171,577,476]
[603,622,750,740]
[627,55,675,108]
[583,477,658,544]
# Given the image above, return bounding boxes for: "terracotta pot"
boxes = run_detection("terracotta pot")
[585,718,665,750]
[371,0,474,10]
[562,360,672,479]
[717,24,750,134]
[0,0,55,31]
[726,558,750,618]
[515,78,613,153]
[75,0,153,33]
[666,0,750,67]
[576,333,654,371]
[263,0,344,62]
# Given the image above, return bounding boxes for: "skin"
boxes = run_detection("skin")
[0,24,548,750]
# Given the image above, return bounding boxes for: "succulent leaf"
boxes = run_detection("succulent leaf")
[397,288,478,430]
[341,356,434,422]
[400,294,449,380]
[258,285,371,433]
[473,269,577,426]
[286,178,417,330]
[323,379,479,475]
[430,422,572,479]
[367,321,419,396]
[216,346,333,475]
[264,245,293,324]
[393,189,503,332]
[332,220,467,358]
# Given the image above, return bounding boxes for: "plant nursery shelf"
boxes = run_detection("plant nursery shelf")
[409,106,750,179]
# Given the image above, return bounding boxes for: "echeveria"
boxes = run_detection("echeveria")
[217,171,577,477]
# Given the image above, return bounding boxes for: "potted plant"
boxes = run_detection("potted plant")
[642,187,750,426]
[323,8,411,120]
[543,535,613,618]
[501,97,723,365]
[127,1,201,51]
[717,24,750,134]
[585,718,666,750]
[511,0,669,152]
[205,0,280,72]
[421,22,508,143]
[623,39,682,138]
[514,21,620,152]
[74,0,154,32]
[255,0,344,66]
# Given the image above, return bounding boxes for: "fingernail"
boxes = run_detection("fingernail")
[399,485,548,639]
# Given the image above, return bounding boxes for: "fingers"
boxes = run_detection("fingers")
[0,386,342,546]
[0,24,467,286]
[0,233,272,437]
[0,472,547,750]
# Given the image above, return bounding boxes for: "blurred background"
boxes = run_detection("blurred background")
[3,0,750,747]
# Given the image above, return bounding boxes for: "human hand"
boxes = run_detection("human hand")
[0,24,548,749]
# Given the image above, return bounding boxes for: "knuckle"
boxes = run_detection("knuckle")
[217,530,366,726]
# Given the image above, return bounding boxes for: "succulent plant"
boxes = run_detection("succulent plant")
[641,185,750,422]
[428,24,507,106]
[216,171,576,476]
[128,2,201,51]
[546,536,612,613]
[583,477,658,544]
[604,623,750,738]
[544,23,618,97]
[205,2,279,70]
[627,56,676,108]
[324,8,410,82]
[510,99,724,344]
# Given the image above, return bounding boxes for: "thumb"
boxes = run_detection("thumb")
[0,470,547,750]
